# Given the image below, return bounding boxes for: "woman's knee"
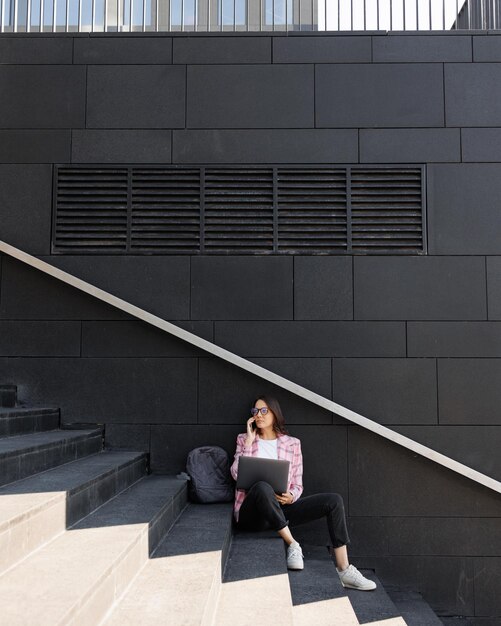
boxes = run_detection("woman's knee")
[250,480,276,499]
[326,493,345,512]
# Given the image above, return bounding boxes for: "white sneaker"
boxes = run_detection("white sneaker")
[337,564,377,591]
[287,541,304,570]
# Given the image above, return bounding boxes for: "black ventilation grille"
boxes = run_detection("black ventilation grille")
[54,168,128,252]
[351,168,424,252]
[131,168,200,253]
[53,165,426,255]
[204,169,274,253]
[277,169,347,253]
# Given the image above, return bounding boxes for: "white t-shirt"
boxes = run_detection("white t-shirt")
[258,438,278,460]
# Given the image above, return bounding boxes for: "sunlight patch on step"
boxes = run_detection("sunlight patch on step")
[217,574,293,626]
[363,617,408,626]
[292,596,360,626]
[103,550,222,625]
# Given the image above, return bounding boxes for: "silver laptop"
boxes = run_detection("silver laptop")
[236,456,290,494]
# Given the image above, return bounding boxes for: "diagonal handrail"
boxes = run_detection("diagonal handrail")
[1,239,500,496]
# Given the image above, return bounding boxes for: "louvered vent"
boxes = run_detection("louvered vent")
[54,168,128,252]
[351,168,423,253]
[131,168,200,253]
[277,169,347,253]
[53,165,425,255]
[204,169,274,253]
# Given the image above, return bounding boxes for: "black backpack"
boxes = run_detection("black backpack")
[185,446,234,504]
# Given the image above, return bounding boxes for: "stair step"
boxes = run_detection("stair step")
[0,450,147,575]
[0,428,102,487]
[0,407,60,437]
[0,385,16,408]
[388,591,443,626]
[0,475,187,626]
[342,568,407,626]
[216,531,294,626]
[288,545,359,626]
[102,502,233,626]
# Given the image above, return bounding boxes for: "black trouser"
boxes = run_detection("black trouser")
[237,481,350,548]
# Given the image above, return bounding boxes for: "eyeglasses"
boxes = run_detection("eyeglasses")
[250,407,269,416]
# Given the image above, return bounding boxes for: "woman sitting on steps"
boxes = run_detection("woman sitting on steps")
[230,394,376,592]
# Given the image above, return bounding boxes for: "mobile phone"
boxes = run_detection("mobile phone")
[251,419,257,430]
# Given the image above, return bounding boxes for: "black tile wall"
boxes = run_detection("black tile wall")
[81,320,213,357]
[354,556,475,616]
[0,257,132,321]
[0,321,81,357]
[332,358,437,425]
[0,130,71,164]
[438,359,501,425]
[354,256,487,320]
[408,322,501,357]
[474,35,501,62]
[186,64,314,128]
[71,130,172,163]
[74,37,173,64]
[197,356,334,425]
[150,424,241,473]
[173,36,271,64]
[294,257,353,321]
[291,425,348,497]
[428,164,501,254]
[0,66,86,128]
[462,128,501,162]
[0,37,73,64]
[273,36,371,63]
[214,321,406,357]
[0,165,53,255]
[445,63,501,127]
[173,129,358,164]
[86,65,185,128]
[391,425,501,483]
[106,423,151,450]
[0,356,198,424]
[43,256,191,320]
[372,35,472,62]
[359,129,460,163]
[387,517,501,556]
[348,427,501,517]
[487,257,501,319]
[191,257,293,321]
[315,64,444,128]
[473,558,501,616]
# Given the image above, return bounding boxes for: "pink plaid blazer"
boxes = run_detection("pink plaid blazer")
[230,432,304,522]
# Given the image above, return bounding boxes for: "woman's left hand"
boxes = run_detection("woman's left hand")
[275,492,294,505]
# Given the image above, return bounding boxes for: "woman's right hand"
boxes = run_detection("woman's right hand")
[245,416,257,448]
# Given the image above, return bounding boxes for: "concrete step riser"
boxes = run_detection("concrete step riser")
[67,456,148,526]
[0,456,148,576]
[0,432,102,488]
[0,410,60,438]
[0,385,16,408]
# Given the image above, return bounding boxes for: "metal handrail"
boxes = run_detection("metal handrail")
[1,0,493,34]
[1,238,500,496]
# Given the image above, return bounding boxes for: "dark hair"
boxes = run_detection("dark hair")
[253,394,288,436]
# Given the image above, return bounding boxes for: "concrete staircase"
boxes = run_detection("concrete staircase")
[0,384,443,625]
[0,385,187,625]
